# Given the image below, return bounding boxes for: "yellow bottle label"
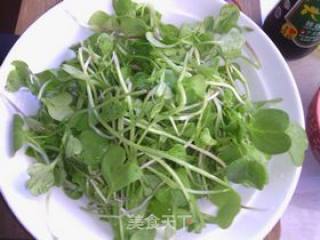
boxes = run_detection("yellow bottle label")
[282,0,320,48]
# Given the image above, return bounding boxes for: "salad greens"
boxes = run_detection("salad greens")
[6,0,308,239]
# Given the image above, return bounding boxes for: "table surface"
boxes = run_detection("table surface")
[1,0,318,240]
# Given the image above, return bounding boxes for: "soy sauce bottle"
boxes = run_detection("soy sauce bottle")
[263,0,320,60]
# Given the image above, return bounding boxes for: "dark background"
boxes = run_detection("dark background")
[0,2,33,239]
[0,0,22,33]
[0,0,20,64]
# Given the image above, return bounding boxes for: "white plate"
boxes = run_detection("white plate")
[0,0,304,239]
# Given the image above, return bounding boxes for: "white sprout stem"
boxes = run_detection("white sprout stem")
[114,192,125,240]
[196,94,209,134]
[89,179,109,205]
[208,91,220,101]
[194,47,201,65]
[25,138,50,164]
[185,188,230,195]
[79,47,99,101]
[29,73,35,85]
[146,164,227,196]
[226,64,235,84]
[146,166,177,187]
[93,108,229,184]
[136,119,158,145]
[230,64,251,99]
[85,78,118,139]
[144,152,228,187]
[176,49,194,111]
[118,118,124,137]
[121,182,165,216]
[154,158,191,202]
[78,47,88,74]
[86,83,95,108]
[81,46,101,60]
[169,116,180,136]
[198,152,208,190]
[140,159,157,169]
[158,52,183,72]
[173,108,203,121]
[181,102,203,112]
[117,44,128,55]
[123,118,226,167]
[176,91,220,117]
[84,56,92,73]
[37,80,53,100]
[212,96,224,134]
[181,118,190,135]
[89,123,114,140]
[158,52,192,77]
[100,70,110,86]
[146,32,177,48]
[112,51,133,113]
[207,81,245,104]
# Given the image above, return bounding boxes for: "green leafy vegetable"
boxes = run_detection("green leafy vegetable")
[113,0,135,16]
[65,134,82,158]
[118,17,148,37]
[286,123,308,166]
[207,188,241,228]
[101,101,126,122]
[250,109,291,154]
[12,114,25,153]
[26,162,56,196]
[6,61,32,92]
[79,130,109,165]
[226,157,268,190]
[101,144,142,191]
[45,92,74,121]
[199,128,217,146]
[89,11,116,32]
[167,144,192,162]
[214,4,240,33]
[6,1,308,239]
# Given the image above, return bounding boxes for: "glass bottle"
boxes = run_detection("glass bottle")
[263,0,320,60]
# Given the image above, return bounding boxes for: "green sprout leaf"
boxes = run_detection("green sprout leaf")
[101,101,126,122]
[89,11,117,32]
[65,135,82,158]
[26,162,56,196]
[199,128,217,146]
[167,144,192,162]
[113,0,135,16]
[215,28,245,57]
[286,123,308,166]
[183,75,207,103]
[118,17,148,37]
[79,130,109,165]
[6,61,32,92]
[12,114,25,153]
[208,187,241,228]
[250,109,291,154]
[214,4,240,33]
[101,144,142,192]
[45,92,74,121]
[226,157,268,190]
